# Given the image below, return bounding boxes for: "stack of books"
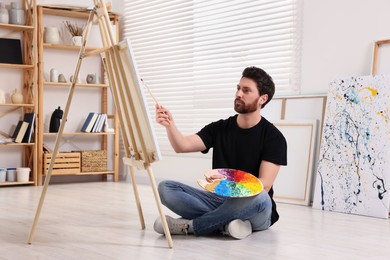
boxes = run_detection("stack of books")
[12,112,36,143]
[80,113,108,133]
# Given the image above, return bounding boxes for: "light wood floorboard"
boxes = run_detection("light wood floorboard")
[0,181,389,260]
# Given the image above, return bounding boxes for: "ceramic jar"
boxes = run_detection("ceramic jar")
[50,68,58,82]
[9,2,25,25]
[16,167,30,182]
[0,3,9,24]
[86,73,96,84]
[0,168,6,182]
[11,88,23,104]
[44,27,60,44]
[0,89,5,104]
[6,168,16,182]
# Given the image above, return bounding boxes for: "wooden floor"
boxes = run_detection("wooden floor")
[0,181,389,260]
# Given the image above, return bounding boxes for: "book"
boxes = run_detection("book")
[81,113,98,132]
[12,121,29,143]
[22,112,36,143]
[91,113,102,132]
[95,113,106,132]
[98,114,107,132]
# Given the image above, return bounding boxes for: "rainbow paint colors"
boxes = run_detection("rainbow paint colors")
[197,168,263,197]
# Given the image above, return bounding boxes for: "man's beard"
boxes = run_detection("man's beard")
[234,97,259,114]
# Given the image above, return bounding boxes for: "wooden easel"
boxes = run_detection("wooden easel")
[28,0,173,248]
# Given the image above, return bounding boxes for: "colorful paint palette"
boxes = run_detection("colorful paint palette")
[197,168,263,197]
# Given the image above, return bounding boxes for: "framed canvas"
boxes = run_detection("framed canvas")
[313,75,390,218]
[273,120,318,206]
[371,39,390,75]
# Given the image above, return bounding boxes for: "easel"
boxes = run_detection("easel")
[28,0,173,248]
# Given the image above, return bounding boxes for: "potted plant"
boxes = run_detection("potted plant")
[64,21,85,46]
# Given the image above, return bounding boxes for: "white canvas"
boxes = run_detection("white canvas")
[313,75,390,218]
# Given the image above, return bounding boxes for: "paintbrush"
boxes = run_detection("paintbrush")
[141,78,159,106]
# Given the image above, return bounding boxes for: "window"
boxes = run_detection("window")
[122,0,302,155]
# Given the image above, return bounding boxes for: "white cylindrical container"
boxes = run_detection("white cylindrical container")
[9,2,25,25]
[16,167,30,182]
[0,168,6,182]
[6,168,17,182]
[0,3,9,24]
[50,68,58,82]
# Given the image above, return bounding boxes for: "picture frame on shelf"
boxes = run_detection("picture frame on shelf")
[0,38,23,64]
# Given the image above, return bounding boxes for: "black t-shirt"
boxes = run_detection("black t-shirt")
[197,115,287,225]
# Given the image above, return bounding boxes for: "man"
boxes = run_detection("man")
[154,66,287,239]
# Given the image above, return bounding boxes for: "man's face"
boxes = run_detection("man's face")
[234,77,262,114]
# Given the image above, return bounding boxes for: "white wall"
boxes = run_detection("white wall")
[131,0,390,186]
[301,0,390,94]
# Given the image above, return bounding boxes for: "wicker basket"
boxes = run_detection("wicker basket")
[81,150,107,172]
[43,152,81,175]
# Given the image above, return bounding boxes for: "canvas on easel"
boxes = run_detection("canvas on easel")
[28,0,173,248]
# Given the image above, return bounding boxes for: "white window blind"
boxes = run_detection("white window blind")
[122,0,302,155]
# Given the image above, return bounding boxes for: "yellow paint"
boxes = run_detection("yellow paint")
[362,86,378,96]
[377,109,389,123]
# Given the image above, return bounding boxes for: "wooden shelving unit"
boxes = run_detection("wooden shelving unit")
[36,5,119,185]
[0,0,38,187]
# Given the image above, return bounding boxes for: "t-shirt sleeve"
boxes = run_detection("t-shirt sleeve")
[196,121,219,154]
[263,127,287,166]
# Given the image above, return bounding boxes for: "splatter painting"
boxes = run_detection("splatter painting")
[313,75,390,218]
[197,168,263,197]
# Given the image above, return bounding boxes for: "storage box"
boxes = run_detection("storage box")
[43,152,81,175]
[81,150,107,172]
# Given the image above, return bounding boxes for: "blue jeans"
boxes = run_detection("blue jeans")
[158,180,272,236]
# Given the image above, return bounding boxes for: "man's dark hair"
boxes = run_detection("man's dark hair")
[242,66,275,108]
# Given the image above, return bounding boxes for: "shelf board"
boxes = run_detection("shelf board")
[0,23,34,31]
[0,103,35,107]
[43,43,100,52]
[43,132,114,136]
[41,5,117,20]
[0,142,35,146]
[43,170,114,177]
[0,181,34,186]
[0,63,34,69]
[43,82,109,88]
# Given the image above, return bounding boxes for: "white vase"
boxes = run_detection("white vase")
[72,36,83,46]
[11,89,23,104]
[0,3,9,24]
[44,27,60,44]
[9,2,25,25]
[0,89,5,104]
[50,68,58,82]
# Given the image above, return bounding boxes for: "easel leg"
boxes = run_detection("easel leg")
[128,165,145,229]
[146,166,173,248]
[28,170,50,244]
[28,9,96,244]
